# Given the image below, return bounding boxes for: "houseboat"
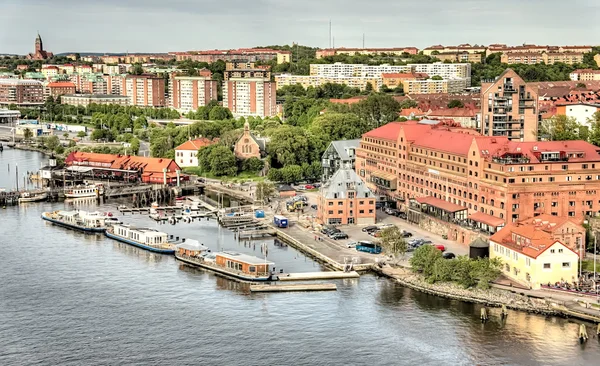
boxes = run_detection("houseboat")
[105,223,176,254]
[64,184,104,198]
[175,247,276,282]
[18,191,48,203]
[41,210,107,233]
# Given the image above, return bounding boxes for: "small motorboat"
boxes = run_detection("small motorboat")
[18,191,48,203]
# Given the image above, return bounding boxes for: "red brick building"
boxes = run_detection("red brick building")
[234,122,266,159]
[356,121,600,232]
[123,75,166,107]
[27,33,53,60]
[46,82,76,98]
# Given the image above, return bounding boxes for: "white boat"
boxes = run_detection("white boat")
[18,191,48,203]
[105,224,176,254]
[41,210,108,233]
[64,184,104,198]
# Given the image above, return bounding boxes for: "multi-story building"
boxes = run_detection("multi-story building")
[356,121,600,234]
[0,79,44,106]
[310,63,411,78]
[41,65,59,80]
[402,79,467,95]
[381,72,428,89]
[223,77,276,118]
[170,48,291,64]
[274,74,382,91]
[46,82,76,98]
[480,69,539,141]
[427,108,479,129]
[174,137,219,167]
[61,94,129,107]
[501,52,584,65]
[317,168,377,225]
[169,75,218,113]
[489,218,580,289]
[408,63,471,86]
[555,102,600,126]
[487,44,592,57]
[434,52,483,63]
[123,75,166,107]
[58,64,75,75]
[422,44,487,56]
[103,74,125,95]
[322,139,360,181]
[316,47,419,58]
[569,69,600,81]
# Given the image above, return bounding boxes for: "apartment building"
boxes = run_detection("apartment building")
[487,44,592,57]
[41,65,59,80]
[316,47,419,58]
[170,48,291,64]
[317,168,376,225]
[0,79,44,106]
[46,81,76,98]
[555,102,600,126]
[408,63,472,86]
[224,61,271,81]
[274,74,382,91]
[61,94,129,107]
[402,79,467,95]
[480,69,539,141]
[309,63,412,78]
[422,44,487,56]
[569,69,600,81]
[223,77,276,118]
[322,139,360,181]
[123,75,166,107]
[501,52,584,65]
[356,121,600,232]
[381,73,428,88]
[169,75,218,113]
[434,52,482,63]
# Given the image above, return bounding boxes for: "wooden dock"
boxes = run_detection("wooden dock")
[277,271,360,282]
[238,228,276,239]
[250,283,337,292]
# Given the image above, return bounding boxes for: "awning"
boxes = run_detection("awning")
[415,196,465,213]
[372,172,397,181]
[469,212,505,227]
[65,166,94,173]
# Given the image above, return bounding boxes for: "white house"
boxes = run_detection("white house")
[558,102,600,127]
[174,138,218,168]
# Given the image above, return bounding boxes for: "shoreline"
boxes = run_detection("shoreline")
[11,144,54,156]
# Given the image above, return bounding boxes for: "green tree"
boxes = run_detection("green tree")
[538,115,582,141]
[255,181,276,202]
[577,82,587,88]
[23,128,33,141]
[45,135,60,151]
[242,157,264,172]
[398,99,418,109]
[208,145,237,176]
[351,93,401,129]
[197,144,218,172]
[76,131,86,138]
[410,245,443,279]
[130,137,140,155]
[265,125,315,167]
[208,106,233,120]
[62,132,69,139]
[364,82,374,93]
[447,100,465,108]
[379,227,407,261]
[431,75,443,81]
[470,257,502,289]
[279,164,303,184]
[309,112,370,142]
[267,168,282,182]
[587,112,600,146]
[130,64,144,75]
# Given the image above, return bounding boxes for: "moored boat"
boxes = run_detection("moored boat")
[41,210,107,233]
[105,224,176,254]
[18,191,48,203]
[64,184,104,198]
[175,246,276,282]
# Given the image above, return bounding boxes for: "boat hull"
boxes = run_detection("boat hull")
[19,193,48,203]
[41,214,106,233]
[175,254,273,282]
[105,230,175,254]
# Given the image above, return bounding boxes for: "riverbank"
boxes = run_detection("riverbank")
[373,265,600,323]
[12,143,54,157]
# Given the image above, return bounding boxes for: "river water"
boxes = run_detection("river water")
[1,148,599,366]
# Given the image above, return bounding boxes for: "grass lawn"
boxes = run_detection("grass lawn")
[582,258,600,273]
[182,167,266,182]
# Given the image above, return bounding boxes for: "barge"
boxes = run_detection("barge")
[41,210,107,233]
[105,224,176,254]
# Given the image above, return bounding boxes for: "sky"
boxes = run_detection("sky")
[1,0,599,55]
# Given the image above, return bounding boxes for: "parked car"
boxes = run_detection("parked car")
[396,212,407,219]
[378,223,395,229]
[375,201,385,209]
[346,241,358,248]
[401,230,413,238]
[310,204,318,210]
[432,244,446,252]
[327,230,343,238]
[442,252,455,259]
[362,225,378,233]
[331,232,349,240]
[305,184,315,189]
[384,207,397,215]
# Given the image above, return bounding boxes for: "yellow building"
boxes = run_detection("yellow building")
[274,74,381,91]
[489,223,579,289]
[595,54,600,68]
[276,52,291,64]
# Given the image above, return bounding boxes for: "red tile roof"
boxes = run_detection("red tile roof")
[468,212,505,227]
[175,137,219,151]
[412,129,478,155]
[329,96,366,105]
[363,122,404,140]
[415,196,466,213]
[428,108,476,118]
[65,152,180,175]
[47,82,76,88]
[490,223,579,259]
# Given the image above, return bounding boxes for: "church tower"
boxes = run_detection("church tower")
[35,33,43,54]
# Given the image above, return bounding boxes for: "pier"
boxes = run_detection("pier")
[250,283,337,292]
[278,271,360,281]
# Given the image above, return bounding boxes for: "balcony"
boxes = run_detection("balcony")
[519,94,535,101]
[503,84,517,93]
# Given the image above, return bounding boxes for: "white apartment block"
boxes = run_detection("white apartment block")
[408,62,471,83]
[223,77,276,118]
[275,74,382,91]
[169,76,218,113]
[402,79,467,95]
[310,63,412,78]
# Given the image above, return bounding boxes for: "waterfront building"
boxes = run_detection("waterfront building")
[233,122,267,159]
[65,152,183,184]
[315,47,419,58]
[480,69,539,141]
[46,82,76,98]
[174,137,219,168]
[123,75,166,107]
[0,109,21,124]
[317,168,376,225]
[356,121,600,232]
[0,79,44,106]
[489,219,580,289]
[223,77,276,118]
[169,75,218,113]
[27,33,54,60]
[60,94,129,107]
[321,139,361,181]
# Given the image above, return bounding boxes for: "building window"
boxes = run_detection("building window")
[359,210,364,214]
[369,209,374,214]
[543,263,551,269]
[526,258,531,267]
[558,249,563,253]
[328,210,333,214]
[550,249,555,253]
[562,262,571,269]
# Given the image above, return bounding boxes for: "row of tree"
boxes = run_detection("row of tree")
[539,112,600,144]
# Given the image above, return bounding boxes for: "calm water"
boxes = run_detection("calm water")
[1,148,599,366]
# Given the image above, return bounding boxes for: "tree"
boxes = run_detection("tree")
[197,144,218,172]
[309,112,370,142]
[77,131,86,138]
[130,64,144,75]
[267,168,282,182]
[470,257,502,289]
[351,93,401,129]
[447,100,464,108]
[364,82,374,93]
[379,227,407,261]
[410,245,443,278]
[587,112,600,146]
[265,126,315,167]
[577,82,587,88]
[538,115,582,141]
[45,135,60,151]
[208,106,233,121]
[208,145,237,176]
[431,75,443,81]
[255,181,275,202]
[23,128,33,142]
[279,164,303,184]
[241,157,264,172]
[398,99,418,109]
[63,132,69,139]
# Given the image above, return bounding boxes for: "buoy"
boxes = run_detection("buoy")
[480,307,489,322]
[501,304,508,318]
[579,324,588,343]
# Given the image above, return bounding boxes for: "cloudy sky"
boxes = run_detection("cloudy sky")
[1,0,599,54]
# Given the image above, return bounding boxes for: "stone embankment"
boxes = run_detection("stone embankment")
[373,265,562,316]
